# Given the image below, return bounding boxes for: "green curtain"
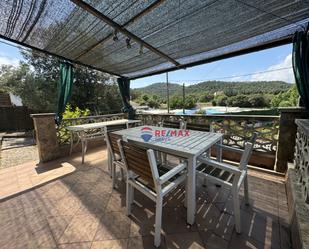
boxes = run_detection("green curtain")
[56,61,74,124]
[292,27,309,109]
[117,77,135,119]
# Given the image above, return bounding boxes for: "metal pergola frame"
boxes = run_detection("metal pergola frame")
[0,0,302,80]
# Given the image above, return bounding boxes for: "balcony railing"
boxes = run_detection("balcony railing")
[56,113,125,145]
[136,113,280,170]
[50,110,304,172]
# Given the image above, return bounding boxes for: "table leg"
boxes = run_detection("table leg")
[217,137,223,162]
[186,156,196,225]
[69,131,73,155]
[108,149,112,177]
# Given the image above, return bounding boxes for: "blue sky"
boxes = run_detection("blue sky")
[0,40,22,64]
[131,44,294,88]
[0,38,294,89]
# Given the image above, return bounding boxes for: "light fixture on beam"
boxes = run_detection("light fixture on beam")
[126,37,131,49]
[113,30,118,41]
[139,44,144,55]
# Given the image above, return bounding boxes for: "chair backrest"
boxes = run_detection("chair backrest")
[249,132,258,144]
[106,124,127,132]
[119,140,157,188]
[162,120,187,129]
[162,120,181,128]
[106,132,122,158]
[179,120,187,129]
[239,142,254,170]
[186,123,211,132]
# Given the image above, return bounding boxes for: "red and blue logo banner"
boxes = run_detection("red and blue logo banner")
[140,126,190,142]
[141,127,153,142]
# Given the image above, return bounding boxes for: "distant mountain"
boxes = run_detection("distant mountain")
[133,82,182,97]
[132,81,292,99]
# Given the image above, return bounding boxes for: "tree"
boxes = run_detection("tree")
[227,95,249,107]
[147,99,160,108]
[223,87,237,97]
[0,51,122,113]
[141,94,150,103]
[185,95,196,109]
[271,85,298,107]
[215,94,228,106]
[152,94,159,101]
[248,95,269,108]
[170,96,183,109]
[0,63,58,111]
[198,93,213,102]
[169,95,196,109]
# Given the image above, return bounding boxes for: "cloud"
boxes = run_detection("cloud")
[0,55,19,67]
[250,53,294,83]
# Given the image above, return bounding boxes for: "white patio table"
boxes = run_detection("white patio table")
[112,125,223,225]
[66,119,141,163]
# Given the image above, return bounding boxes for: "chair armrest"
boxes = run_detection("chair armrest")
[197,157,241,175]
[158,163,186,185]
[216,144,244,154]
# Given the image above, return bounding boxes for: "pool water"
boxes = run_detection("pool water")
[175,108,223,115]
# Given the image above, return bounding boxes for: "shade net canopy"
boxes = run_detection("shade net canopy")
[0,0,308,79]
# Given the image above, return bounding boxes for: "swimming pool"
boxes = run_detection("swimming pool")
[174,108,223,115]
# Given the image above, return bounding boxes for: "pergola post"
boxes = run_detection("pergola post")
[31,113,59,163]
[275,107,307,173]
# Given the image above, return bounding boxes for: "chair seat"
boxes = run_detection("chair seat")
[196,163,234,183]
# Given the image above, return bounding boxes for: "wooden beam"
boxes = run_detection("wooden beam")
[74,0,166,60]
[70,0,180,67]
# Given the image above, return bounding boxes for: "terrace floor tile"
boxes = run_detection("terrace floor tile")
[0,147,290,249]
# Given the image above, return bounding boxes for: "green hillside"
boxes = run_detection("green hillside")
[132,81,292,98]
[131,80,296,109]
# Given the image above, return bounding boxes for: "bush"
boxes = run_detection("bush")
[185,95,196,109]
[58,105,90,144]
[215,94,228,106]
[63,104,90,119]
[170,96,183,109]
[147,99,160,108]
[227,95,249,107]
[198,94,214,102]
[271,85,298,107]
[248,95,269,107]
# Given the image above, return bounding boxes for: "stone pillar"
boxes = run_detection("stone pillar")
[275,108,307,173]
[31,113,59,163]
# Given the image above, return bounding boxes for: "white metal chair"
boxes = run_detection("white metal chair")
[196,141,254,234]
[157,119,187,129]
[79,128,105,164]
[118,140,187,247]
[105,132,125,188]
